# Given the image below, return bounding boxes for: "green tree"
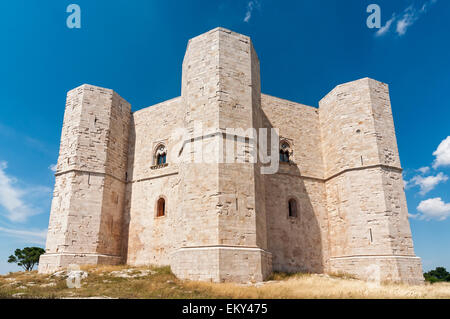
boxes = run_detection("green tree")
[8,247,45,271]
[424,267,450,283]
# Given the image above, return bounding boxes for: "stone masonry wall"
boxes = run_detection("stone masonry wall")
[261,94,329,273]
[124,97,184,266]
[216,29,268,250]
[319,78,423,283]
[39,85,131,273]
[172,28,272,282]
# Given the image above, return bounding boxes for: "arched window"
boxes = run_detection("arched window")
[280,141,291,163]
[155,144,167,165]
[288,198,298,218]
[157,197,166,217]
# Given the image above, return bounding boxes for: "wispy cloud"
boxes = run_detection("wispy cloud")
[0,161,51,222]
[0,226,47,246]
[244,0,260,23]
[417,166,430,174]
[376,14,395,37]
[49,164,57,172]
[376,0,437,37]
[396,5,419,36]
[433,136,450,169]
[415,197,450,221]
[407,172,448,195]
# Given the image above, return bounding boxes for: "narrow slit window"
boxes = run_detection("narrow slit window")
[288,199,298,218]
[157,198,166,217]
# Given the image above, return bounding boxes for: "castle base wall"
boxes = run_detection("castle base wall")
[171,246,272,283]
[329,256,424,285]
[38,253,122,274]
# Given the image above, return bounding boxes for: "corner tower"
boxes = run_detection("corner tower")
[39,85,131,273]
[171,28,272,282]
[319,78,423,284]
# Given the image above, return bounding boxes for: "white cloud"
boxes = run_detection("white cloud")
[396,5,418,36]
[375,0,437,37]
[0,161,49,222]
[244,0,260,23]
[417,166,430,174]
[376,15,395,37]
[0,226,47,246]
[408,172,448,195]
[416,197,450,221]
[433,136,450,169]
[49,164,57,172]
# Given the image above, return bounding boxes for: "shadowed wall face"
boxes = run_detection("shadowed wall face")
[261,94,329,274]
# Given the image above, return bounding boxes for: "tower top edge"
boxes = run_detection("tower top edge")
[187,27,251,44]
[318,77,388,105]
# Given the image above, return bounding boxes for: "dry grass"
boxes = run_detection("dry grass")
[0,265,214,299]
[186,274,450,299]
[1,265,449,299]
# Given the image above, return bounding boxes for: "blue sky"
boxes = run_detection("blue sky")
[0,0,449,274]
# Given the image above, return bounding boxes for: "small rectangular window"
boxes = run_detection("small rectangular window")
[288,199,298,218]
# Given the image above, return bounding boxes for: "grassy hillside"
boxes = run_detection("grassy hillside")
[1,265,450,299]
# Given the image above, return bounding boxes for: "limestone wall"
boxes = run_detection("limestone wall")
[319,78,423,283]
[261,95,329,273]
[216,29,267,249]
[124,97,184,266]
[261,94,324,179]
[172,27,272,282]
[39,85,131,273]
[264,175,328,273]
[178,28,221,254]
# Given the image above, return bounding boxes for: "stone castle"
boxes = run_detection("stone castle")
[38,27,424,284]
